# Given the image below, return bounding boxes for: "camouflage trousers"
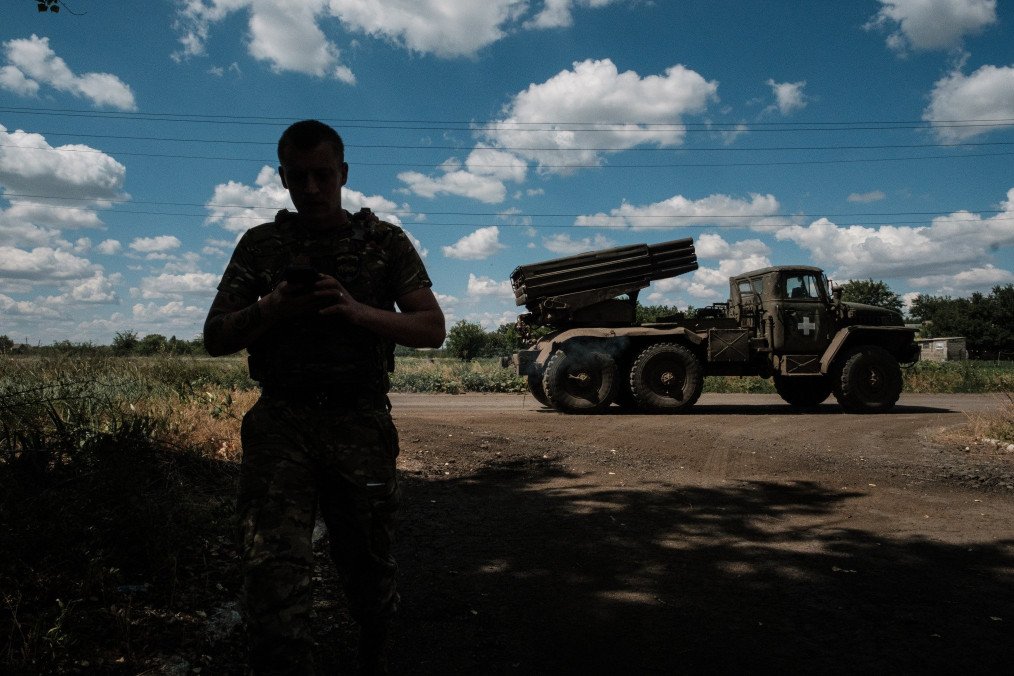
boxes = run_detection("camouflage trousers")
[238,393,401,675]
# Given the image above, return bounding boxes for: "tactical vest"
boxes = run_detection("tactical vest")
[245,208,396,392]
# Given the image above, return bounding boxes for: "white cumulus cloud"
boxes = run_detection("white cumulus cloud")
[575,193,787,230]
[765,79,807,116]
[137,272,221,300]
[442,226,506,260]
[0,125,127,203]
[484,59,718,173]
[398,147,526,204]
[175,0,561,74]
[1,35,136,110]
[923,64,1014,142]
[694,233,770,260]
[129,236,182,254]
[525,0,622,29]
[541,233,616,255]
[773,187,1014,281]
[466,273,513,299]
[0,246,98,281]
[205,165,289,233]
[865,0,997,53]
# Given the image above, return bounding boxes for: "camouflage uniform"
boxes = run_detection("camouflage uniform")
[216,208,432,674]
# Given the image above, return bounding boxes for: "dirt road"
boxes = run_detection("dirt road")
[318,394,1014,673]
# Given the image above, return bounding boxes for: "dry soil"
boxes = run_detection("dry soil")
[307,393,1014,674]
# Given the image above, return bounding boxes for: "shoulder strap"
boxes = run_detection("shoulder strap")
[350,207,381,242]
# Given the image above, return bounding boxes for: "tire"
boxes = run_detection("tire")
[629,342,703,413]
[542,349,618,414]
[832,346,902,413]
[527,372,550,407]
[773,375,832,409]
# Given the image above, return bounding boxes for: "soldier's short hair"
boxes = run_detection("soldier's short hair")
[277,120,345,165]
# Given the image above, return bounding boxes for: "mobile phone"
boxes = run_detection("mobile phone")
[282,264,318,286]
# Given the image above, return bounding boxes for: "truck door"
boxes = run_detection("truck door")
[735,277,764,330]
[778,272,831,353]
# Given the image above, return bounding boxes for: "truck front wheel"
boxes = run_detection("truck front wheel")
[773,375,832,409]
[630,343,703,413]
[832,346,902,413]
[542,349,618,414]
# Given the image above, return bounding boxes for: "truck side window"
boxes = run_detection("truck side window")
[786,275,815,299]
[738,280,753,297]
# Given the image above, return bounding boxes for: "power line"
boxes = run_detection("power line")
[12,129,1014,152]
[2,142,1011,168]
[4,192,1005,217]
[3,191,1007,227]
[2,105,1013,132]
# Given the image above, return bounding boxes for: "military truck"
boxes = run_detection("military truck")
[505,237,918,414]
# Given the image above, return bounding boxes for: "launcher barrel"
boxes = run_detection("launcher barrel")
[510,238,698,328]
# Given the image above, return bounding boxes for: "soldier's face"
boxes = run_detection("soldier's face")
[279,142,348,225]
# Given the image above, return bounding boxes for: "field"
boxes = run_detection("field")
[1,355,1012,672]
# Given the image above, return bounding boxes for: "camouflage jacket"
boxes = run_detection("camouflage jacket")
[216,208,432,392]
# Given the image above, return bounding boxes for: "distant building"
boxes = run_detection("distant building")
[915,337,967,362]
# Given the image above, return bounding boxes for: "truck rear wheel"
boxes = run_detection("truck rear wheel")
[773,375,832,409]
[542,349,618,414]
[832,346,902,413]
[630,342,703,412]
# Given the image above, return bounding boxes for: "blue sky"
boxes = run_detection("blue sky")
[1,0,1012,346]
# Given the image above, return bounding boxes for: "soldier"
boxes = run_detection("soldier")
[204,119,446,674]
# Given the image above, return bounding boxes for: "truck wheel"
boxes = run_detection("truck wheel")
[630,343,703,412]
[527,372,550,407]
[542,349,618,414]
[832,346,902,413]
[773,375,832,409]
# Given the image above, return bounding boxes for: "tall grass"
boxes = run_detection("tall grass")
[391,357,526,393]
[0,355,246,672]
[904,360,1014,393]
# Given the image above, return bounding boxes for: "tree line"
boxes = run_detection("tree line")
[0,331,208,357]
[1,281,1010,359]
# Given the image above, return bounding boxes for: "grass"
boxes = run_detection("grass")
[0,353,1011,671]
[962,393,1014,446]
[0,355,247,673]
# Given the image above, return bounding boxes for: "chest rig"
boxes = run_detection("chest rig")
[247,208,396,389]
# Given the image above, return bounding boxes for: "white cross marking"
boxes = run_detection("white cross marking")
[798,316,815,335]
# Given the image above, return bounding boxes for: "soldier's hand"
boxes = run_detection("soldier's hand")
[314,276,362,321]
[262,279,327,320]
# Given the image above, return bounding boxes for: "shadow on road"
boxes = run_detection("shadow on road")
[535,403,955,416]
[388,458,1013,674]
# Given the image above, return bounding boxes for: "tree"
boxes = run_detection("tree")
[445,320,491,361]
[839,279,903,314]
[112,330,139,356]
[910,285,1014,357]
[138,334,168,356]
[636,302,693,323]
[0,335,14,354]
